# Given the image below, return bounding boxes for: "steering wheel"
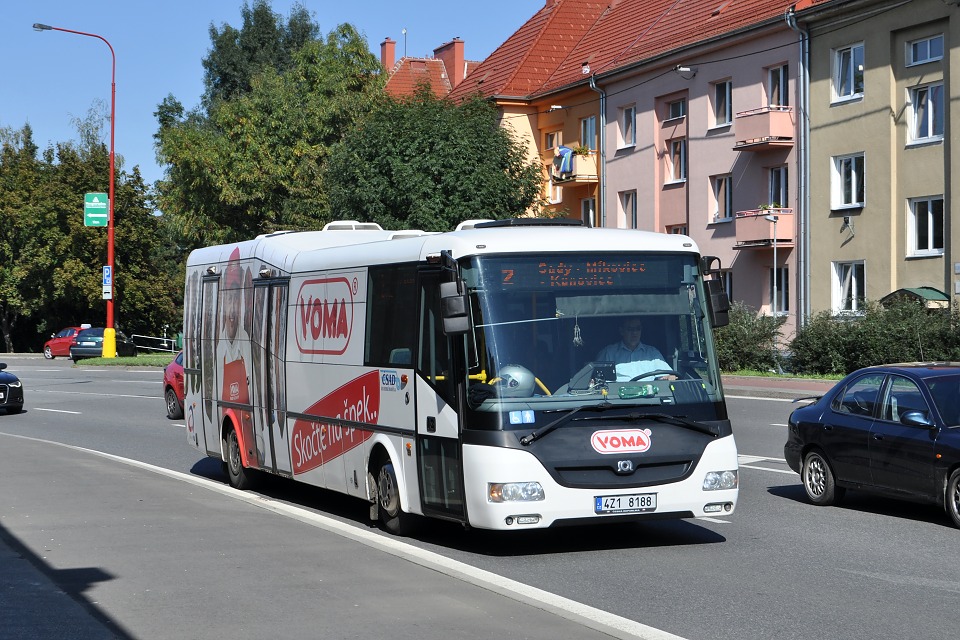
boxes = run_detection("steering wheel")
[630,369,681,381]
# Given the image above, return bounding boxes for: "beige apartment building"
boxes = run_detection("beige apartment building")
[798,0,959,315]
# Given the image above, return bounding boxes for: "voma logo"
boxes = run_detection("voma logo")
[590,428,653,454]
[295,277,353,354]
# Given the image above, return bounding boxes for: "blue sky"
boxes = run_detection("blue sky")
[2,1,543,188]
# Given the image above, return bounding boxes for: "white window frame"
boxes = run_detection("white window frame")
[711,174,733,221]
[619,105,636,148]
[833,260,866,314]
[667,139,686,183]
[769,266,790,315]
[907,34,943,66]
[769,166,788,207]
[581,197,596,228]
[908,196,944,257]
[909,83,944,144]
[831,153,865,209]
[768,64,789,107]
[712,81,732,127]
[833,43,864,103]
[667,98,686,120]
[580,116,597,151]
[620,190,638,229]
[547,173,562,204]
[544,130,560,151]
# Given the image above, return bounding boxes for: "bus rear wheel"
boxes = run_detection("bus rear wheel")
[377,461,412,535]
[224,426,256,490]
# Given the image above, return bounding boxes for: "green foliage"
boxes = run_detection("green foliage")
[713,301,784,372]
[325,90,545,230]
[789,300,960,375]
[156,22,383,247]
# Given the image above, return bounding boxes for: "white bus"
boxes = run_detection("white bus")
[182,218,738,533]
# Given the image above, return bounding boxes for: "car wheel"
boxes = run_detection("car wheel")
[946,469,960,529]
[223,425,256,490]
[43,346,54,359]
[165,387,183,420]
[376,460,413,535]
[802,450,845,506]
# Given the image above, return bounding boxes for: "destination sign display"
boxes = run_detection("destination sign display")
[486,256,670,290]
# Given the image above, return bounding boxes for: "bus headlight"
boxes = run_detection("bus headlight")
[702,470,738,491]
[488,482,545,502]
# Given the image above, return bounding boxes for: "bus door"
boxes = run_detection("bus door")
[199,275,221,456]
[415,270,466,521]
[250,280,291,476]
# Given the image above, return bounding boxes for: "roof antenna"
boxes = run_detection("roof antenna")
[402,28,407,58]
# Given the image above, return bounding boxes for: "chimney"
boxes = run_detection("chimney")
[381,37,396,70]
[434,38,465,88]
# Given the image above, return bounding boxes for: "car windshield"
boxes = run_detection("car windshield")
[460,252,724,425]
[76,328,104,339]
[924,373,960,427]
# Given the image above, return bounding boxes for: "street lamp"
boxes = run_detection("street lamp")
[33,22,118,358]
[765,214,781,373]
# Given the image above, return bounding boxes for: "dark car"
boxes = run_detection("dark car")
[69,327,138,360]
[785,362,960,528]
[43,326,83,359]
[163,351,184,419]
[0,363,24,414]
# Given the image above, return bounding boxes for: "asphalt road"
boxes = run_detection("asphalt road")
[1,358,958,640]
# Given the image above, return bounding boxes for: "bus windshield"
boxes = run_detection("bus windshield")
[461,253,724,421]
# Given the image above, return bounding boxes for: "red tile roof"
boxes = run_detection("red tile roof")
[385,56,482,98]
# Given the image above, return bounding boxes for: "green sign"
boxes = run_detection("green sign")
[84,192,109,227]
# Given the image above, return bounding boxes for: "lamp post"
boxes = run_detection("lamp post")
[33,23,118,358]
[765,214,781,373]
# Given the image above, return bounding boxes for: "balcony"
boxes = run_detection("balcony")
[733,106,794,151]
[733,208,795,250]
[549,152,598,185]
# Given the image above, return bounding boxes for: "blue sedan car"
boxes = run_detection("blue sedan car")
[785,363,960,528]
[0,363,24,414]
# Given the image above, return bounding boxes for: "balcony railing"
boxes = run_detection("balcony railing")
[549,152,599,184]
[733,106,795,151]
[734,208,795,249]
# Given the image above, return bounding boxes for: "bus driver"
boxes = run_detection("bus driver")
[595,317,672,381]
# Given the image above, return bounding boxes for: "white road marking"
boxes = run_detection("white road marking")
[30,389,158,400]
[31,408,82,415]
[699,517,731,523]
[739,464,796,475]
[0,432,689,640]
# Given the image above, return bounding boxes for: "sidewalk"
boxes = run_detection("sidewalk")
[721,374,835,399]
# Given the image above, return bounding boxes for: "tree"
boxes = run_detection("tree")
[155,22,383,247]
[202,0,318,108]
[325,89,544,231]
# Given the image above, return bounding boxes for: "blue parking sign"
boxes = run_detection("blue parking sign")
[103,265,112,286]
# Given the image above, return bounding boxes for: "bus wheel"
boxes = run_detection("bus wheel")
[224,426,255,490]
[376,461,411,535]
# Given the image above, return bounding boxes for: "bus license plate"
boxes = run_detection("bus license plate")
[595,493,656,515]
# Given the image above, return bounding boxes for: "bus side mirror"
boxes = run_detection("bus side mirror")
[705,279,730,328]
[440,281,470,335]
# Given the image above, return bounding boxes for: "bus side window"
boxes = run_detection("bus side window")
[365,264,418,367]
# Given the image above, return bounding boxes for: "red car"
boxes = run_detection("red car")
[163,351,184,419]
[43,326,84,359]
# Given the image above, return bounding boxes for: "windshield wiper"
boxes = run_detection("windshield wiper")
[519,401,616,446]
[573,412,719,437]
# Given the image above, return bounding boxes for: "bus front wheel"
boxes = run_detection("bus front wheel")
[224,426,255,490]
[377,461,412,535]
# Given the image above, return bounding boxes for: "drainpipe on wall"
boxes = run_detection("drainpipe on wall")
[589,74,607,227]
[786,6,811,327]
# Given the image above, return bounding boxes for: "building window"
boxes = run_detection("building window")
[769,166,788,207]
[768,64,789,107]
[833,43,864,101]
[712,174,733,220]
[581,197,596,228]
[832,153,865,208]
[620,190,638,229]
[833,261,866,313]
[769,267,790,314]
[547,173,561,204]
[910,83,944,143]
[712,81,732,126]
[667,139,686,182]
[668,224,688,235]
[720,270,733,299]
[668,98,686,120]
[544,130,560,151]
[907,34,943,66]
[619,105,636,147]
[909,196,944,256]
[580,116,597,151]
